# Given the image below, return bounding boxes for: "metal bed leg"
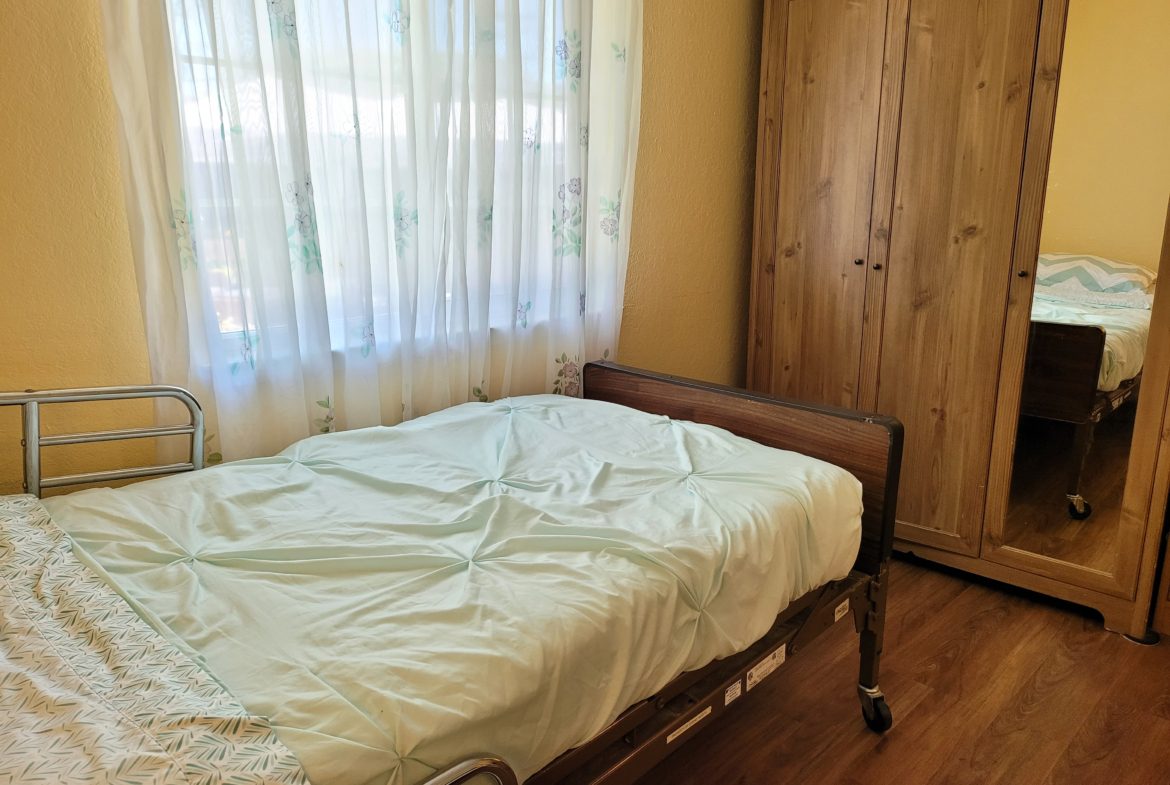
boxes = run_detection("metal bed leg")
[857,563,893,733]
[20,401,41,497]
[1066,420,1096,520]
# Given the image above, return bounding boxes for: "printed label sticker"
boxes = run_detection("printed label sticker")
[745,644,786,691]
[834,598,850,623]
[724,680,742,706]
[666,705,713,744]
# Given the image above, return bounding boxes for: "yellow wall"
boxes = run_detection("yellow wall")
[0,1,153,494]
[1040,0,1170,269]
[621,1,762,386]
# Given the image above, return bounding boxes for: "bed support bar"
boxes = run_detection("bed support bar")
[0,385,204,497]
[418,756,518,785]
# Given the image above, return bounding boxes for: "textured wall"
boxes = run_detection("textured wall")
[1040,0,1170,269]
[620,1,763,386]
[0,1,153,494]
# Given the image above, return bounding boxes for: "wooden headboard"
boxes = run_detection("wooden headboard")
[583,362,903,576]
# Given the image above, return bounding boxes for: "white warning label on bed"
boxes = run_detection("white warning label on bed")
[666,705,712,744]
[724,680,742,706]
[834,598,850,623]
[745,644,786,691]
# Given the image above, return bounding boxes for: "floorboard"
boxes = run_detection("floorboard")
[1002,405,1135,571]
[638,557,1170,785]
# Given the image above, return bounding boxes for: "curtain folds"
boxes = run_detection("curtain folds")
[103,0,641,461]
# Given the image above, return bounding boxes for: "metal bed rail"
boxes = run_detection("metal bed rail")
[0,385,204,497]
[418,757,518,785]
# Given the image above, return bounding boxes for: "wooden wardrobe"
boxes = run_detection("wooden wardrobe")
[748,0,1170,636]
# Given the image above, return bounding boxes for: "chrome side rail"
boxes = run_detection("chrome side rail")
[0,385,203,497]
[418,757,518,785]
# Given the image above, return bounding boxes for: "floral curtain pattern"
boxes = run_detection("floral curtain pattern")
[103,0,641,461]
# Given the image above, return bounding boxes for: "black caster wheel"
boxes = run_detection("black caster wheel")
[1067,501,1092,520]
[862,696,893,733]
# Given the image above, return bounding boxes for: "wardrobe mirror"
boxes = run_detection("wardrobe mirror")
[1002,0,1169,571]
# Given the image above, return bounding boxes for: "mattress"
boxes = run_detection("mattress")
[1031,294,1153,391]
[43,395,863,785]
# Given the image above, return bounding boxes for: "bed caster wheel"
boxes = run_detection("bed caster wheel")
[1067,500,1092,520]
[862,697,893,733]
[859,686,893,733]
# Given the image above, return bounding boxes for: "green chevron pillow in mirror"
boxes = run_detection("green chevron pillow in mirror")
[1035,253,1157,309]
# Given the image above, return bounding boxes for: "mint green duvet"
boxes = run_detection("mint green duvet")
[44,395,862,785]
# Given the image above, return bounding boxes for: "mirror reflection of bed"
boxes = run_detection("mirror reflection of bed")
[1002,0,1167,572]
[1005,251,1155,571]
[1008,384,1138,572]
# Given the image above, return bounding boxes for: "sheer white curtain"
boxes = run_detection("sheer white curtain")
[103,0,641,461]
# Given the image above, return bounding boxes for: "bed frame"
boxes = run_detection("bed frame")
[2,363,903,785]
[1020,321,1141,520]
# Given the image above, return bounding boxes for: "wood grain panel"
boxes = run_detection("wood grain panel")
[857,0,912,411]
[899,538,1138,631]
[753,0,889,408]
[746,0,789,392]
[582,362,902,575]
[878,0,1044,554]
[1123,201,1170,632]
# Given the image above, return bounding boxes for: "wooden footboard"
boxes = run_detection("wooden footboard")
[500,363,907,784]
[1020,321,1106,424]
[582,362,903,576]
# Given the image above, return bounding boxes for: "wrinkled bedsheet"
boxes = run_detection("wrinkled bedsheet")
[44,395,863,785]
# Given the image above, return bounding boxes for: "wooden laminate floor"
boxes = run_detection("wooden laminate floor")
[638,557,1170,785]
[1002,406,1135,572]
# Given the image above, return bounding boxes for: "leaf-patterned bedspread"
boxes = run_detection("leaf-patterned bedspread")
[0,494,308,785]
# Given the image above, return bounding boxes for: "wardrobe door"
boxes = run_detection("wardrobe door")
[872,0,1044,555]
[748,0,890,408]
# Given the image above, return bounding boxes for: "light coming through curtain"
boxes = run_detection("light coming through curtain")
[103,0,642,461]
